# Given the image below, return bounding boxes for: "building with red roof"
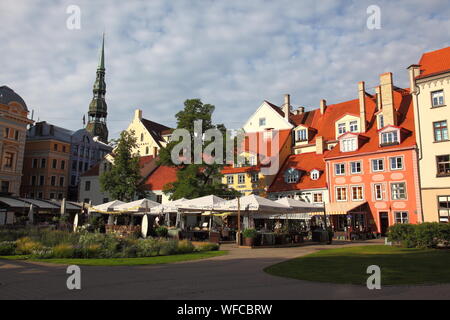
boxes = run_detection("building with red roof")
[409,46,450,223]
[143,164,178,204]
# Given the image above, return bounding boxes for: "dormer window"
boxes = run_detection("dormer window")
[341,137,357,152]
[349,121,358,132]
[381,130,399,146]
[285,168,300,184]
[296,129,307,142]
[310,169,320,180]
[338,123,346,135]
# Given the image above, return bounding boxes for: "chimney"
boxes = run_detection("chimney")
[375,86,382,111]
[380,72,396,126]
[320,99,327,115]
[295,107,305,115]
[358,81,367,133]
[134,109,143,121]
[315,136,324,155]
[407,65,421,94]
[282,94,291,120]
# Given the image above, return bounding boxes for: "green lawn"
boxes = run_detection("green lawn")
[0,251,227,266]
[264,245,450,285]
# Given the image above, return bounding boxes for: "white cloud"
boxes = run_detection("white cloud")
[1,0,450,139]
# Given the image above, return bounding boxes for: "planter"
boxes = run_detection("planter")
[244,237,254,247]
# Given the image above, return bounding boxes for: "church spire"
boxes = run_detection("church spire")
[86,33,109,143]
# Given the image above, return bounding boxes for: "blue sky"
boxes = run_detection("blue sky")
[1,0,450,139]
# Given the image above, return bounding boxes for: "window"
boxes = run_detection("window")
[433,121,449,142]
[3,128,9,138]
[313,193,323,203]
[259,118,266,126]
[140,133,144,141]
[103,198,110,204]
[372,159,384,172]
[334,163,345,175]
[1,181,9,193]
[156,195,163,204]
[391,182,406,200]
[351,186,364,201]
[226,175,234,185]
[31,176,37,186]
[85,181,91,191]
[394,211,409,224]
[146,147,149,155]
[338,123,346,135]
[39,176,45,186]
[50,193,55,199]
[310,170,320,180]
[54,144,58,151]
[84,162,88,171]
[251,172,259,183]
[62,146,66,153]
[52,159,57,169]
[58,194,63,200]
[341,138,357,152]
[59,177,64,187]
[432,90,445,107]
[296,129,307,142]
[78,161,83,171]
[390,157,403,170]
[50,176,56,186]
[4,152,14,169]
[73,145,78,156]
[238,174,245,184]
[249,156,257,166]
[41,158,46,168]
[350,161,362,174]
[38,192,43,199]
[438,196,450,223]
[285,168,299,183]
[349,121,358,132]
[32,159,38,168]
[381,131,399,145]
[378,114,384,129]
[336,187,347,201]
[61,160,65,170]
[374,184,384,201]
[71,175,77,186]
[15,130,19,140]
[437,155,450,176]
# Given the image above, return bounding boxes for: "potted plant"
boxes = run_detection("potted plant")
[242,228,258,247]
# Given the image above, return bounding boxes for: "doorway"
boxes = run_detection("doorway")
[379,212,389,236]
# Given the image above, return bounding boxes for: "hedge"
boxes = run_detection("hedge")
[387,222,450,248]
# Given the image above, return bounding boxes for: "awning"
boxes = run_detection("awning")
[0,197,30,209]
[252,212,311,220]
[20,199,60,210]
[309,202,367,216]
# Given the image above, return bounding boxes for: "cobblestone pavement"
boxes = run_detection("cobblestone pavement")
[1,239,449,300]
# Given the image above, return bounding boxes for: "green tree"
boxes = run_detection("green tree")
[100,130,146,201]
[158,99,239,200]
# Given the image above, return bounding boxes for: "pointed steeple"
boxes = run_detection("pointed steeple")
[86,34,109,143]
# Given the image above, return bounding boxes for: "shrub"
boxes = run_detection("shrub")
[438,223,450,246]
[15,237,43,255]
[415,223,441,248]
[0,241,17,255]
[136,238,161,257]
[159,239,178,256]
[177,240,195,254]
[387,224,417,247]
[30,247,54,259]
[155,226,168,238]
[53,244,75,258]
[196,242,220,252]
[242,228,258,239]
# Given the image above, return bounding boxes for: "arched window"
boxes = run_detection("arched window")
[310,170,320,180]
[141,133,144,141]
[146,147,149,155]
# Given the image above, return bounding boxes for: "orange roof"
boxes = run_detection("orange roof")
[417,46,450,79]
[222,165,261,174]
[324,88,415,159]
[144,165,178,191]
[139,155,155,168]
[268,152,328,192]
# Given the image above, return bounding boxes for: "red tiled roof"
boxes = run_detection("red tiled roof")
[417,46,450,79]
[144,165,178,191]
[81,162,100,177]
[268,152,328,192]
[139,155,155,168]
[324,88,415,159]
[222,165,262,174]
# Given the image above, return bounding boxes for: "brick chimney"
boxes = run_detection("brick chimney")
[407,65,421,94]
[282,94,290,120]
[134,109,143,121]
[315,136,324,154]
[380,72,396,126]
[320,99,327,115]
[375,86,382,111]
[295,107,305,115]
[358,81,367,133]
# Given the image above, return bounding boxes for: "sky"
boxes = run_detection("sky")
[1,0,450,140]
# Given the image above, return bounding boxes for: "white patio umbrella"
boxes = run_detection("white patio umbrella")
[90,200,125,213]
[28,204,34,225]
[114,198,160,214]
[178,195,226,211]
[215,194,290,214]
[150,198,187,214]
[60,198,67,216]
[275,197,323,212]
